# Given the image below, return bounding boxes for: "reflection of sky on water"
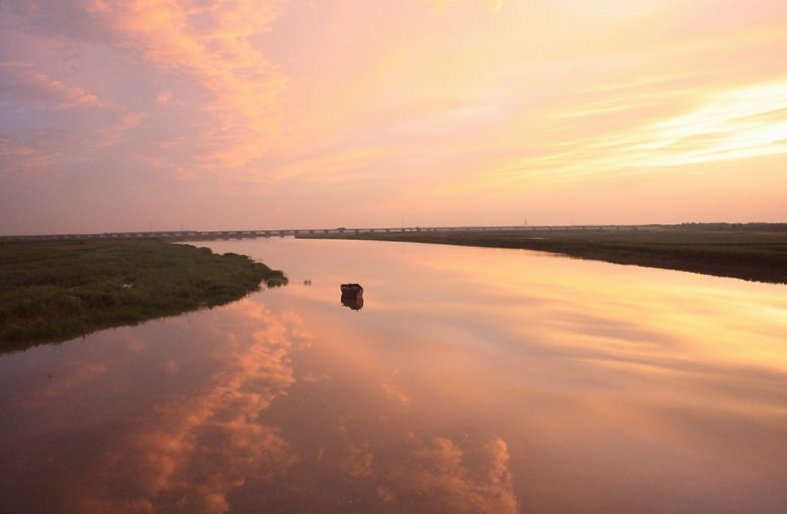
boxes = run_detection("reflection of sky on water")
[0,301,300,513]
[1,238,786,513]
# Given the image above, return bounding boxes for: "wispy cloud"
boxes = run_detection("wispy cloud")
[83,0,289,170]
[0,136,54,173]
[0,62,101,109]
[3,0,289,174]
[432,80,787,197]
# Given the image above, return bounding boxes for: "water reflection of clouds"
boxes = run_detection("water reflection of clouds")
[424,247,787,368]
[328,433,518,513]
[44,296,508,513]
[39,360,110,398]
[214,240,787,512]
[253,425,518,513]
[382,369,411,406]
[379,434,517,513]
[212,300,523,513]
[75,300,302,514]
[1,298,305,514]
[4,239,787,513]
[331,244,787,511]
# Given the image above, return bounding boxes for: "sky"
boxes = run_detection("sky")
[1,0,786,235]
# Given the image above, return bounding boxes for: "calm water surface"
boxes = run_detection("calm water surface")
[1,238,786,513]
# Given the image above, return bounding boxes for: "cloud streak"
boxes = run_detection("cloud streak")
[467,80,787,193]
[0,62,101,109]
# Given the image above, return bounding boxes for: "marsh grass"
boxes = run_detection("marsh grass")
[0,239,287,352]
[298,224,787,284]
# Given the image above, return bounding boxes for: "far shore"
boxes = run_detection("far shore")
[296,223,787,285]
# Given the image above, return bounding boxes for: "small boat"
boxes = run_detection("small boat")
[340,283,363,295]
[340,283,364,310]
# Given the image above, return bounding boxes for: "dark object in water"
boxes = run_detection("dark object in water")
[340,283,364,311]
[341,283,363,295]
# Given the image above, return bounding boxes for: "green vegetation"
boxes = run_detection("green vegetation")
[0,239,287,352]
[298,223,787,284]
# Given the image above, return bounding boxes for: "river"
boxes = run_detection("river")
[1,238,786,514]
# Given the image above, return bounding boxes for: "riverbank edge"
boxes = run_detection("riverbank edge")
[0,239,287,353]
[296,227,787,285]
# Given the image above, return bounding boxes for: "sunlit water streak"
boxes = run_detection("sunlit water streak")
[1,238,785,513]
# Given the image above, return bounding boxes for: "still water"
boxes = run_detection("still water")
[1,238,786,514]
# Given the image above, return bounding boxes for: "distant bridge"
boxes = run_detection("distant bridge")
[0,225,637,242]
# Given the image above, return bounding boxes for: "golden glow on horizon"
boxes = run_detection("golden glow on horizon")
[646,82,787,166]
[432,80,787,197]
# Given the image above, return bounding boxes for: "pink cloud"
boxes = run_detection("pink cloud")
[0,136,55,174]
[3,0,289,174]
[0,62,102,109]
[83,0,290,170]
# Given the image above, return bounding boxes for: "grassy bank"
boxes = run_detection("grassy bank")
[0,239,287,352]
[298,224,787,284]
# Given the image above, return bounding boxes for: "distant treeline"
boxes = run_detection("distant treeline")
[676,222,787,232]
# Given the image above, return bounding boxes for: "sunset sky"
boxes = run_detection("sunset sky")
[1,0,786,235]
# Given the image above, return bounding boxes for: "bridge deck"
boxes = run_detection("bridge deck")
[0,225,624,242]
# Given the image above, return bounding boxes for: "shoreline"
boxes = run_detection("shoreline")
[0,239,287,353]
[296,225,787,285]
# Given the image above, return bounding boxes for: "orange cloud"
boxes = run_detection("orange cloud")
[84,0,289,171]
[407,78,787,206]
[0,62,102,109]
